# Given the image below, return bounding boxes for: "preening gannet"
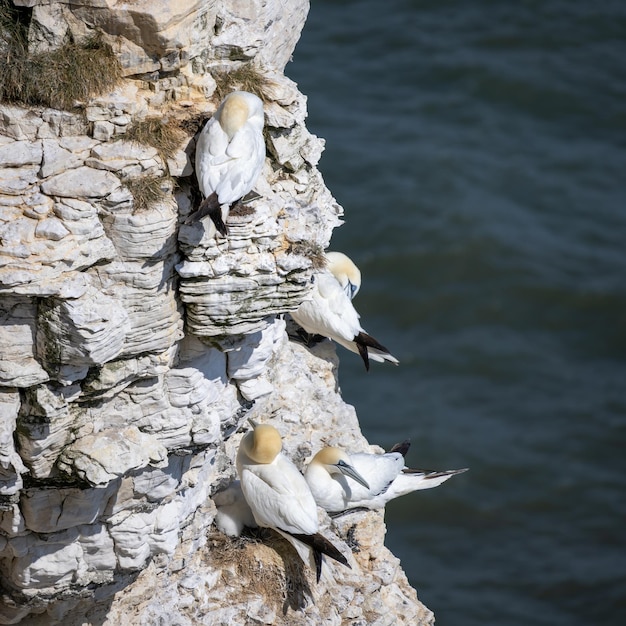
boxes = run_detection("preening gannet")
[290,268,399,370]
[236,422,350,582]
[191,90,265,235]
[305,440,467,514]
[325,251,362,300]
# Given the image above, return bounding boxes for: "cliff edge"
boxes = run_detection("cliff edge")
[0,1,434,624]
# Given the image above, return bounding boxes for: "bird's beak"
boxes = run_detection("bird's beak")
[349,281,360,299]
[248,418,258,428]
[336,460,370,489]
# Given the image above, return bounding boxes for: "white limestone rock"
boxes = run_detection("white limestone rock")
[222,317,285,381]
[37,286,131,383]
[89,256,184,358]
[132,456,185,503]
[99,197,178,260]
[0,390,27,497]
[40,166,121,198]
[217,316,285,399]
[69,355,226,451]
[40,138,88,178]
[177,197,316,337]
[86,140,165,180]
[175,334,241,430]
[57,426,168,487]
[0,139,42,167]
[0,165,39,195]
[0,104,90,143]
[5,524,116,594]
[0,105,44,141]
[0,196,117,297]
[85,83,146,123]
[209,0,309,73]
[68,0,210,76]
[0,296,49,388]
[9,528,85,591]
[81,353,172,401]
[107,447,219,572]
[20,483,118,534]
[40,109,90,138]
[34,217,70,241]
[92,120,115,141]
[15,384,74,480]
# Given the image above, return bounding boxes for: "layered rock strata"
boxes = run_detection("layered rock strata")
[0,1,434,624]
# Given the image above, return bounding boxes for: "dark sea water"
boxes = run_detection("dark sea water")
[287,1,626,624]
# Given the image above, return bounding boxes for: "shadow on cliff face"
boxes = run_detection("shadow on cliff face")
[0,571,142,626]
[206,530,313,614]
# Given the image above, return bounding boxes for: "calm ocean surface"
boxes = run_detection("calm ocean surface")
[288,1,626,624]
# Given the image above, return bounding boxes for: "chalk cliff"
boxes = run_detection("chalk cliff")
[0,1,434,623]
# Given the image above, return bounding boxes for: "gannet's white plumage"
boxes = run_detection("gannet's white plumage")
[290,267,398,370]
[236,422,350,581]
[325,251,362,300]
[191,90,265,235]
[305,441,467,514]
[213,480,258,537]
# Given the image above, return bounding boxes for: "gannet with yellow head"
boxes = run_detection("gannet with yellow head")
[236,421,351,582]
[325,251,362,300]
[191,90,265,236]
[305,441,467,514]
[290,265,399,371]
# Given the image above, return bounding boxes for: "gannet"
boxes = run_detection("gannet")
[236,421,351,582]
[290,268,399,370]
[325,251,361,300]
[305,440,468,514]
[213,480,258,537]
[190,90,265,235]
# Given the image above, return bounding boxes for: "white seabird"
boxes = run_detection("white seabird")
[191,90,265,236]
[290,267,399,370]
[213,480,258,538]
[325,251,362,300]
[236,421,351,582]
[305,440,467,514]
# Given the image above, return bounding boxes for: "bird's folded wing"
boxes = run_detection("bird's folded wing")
[242,467,318,536]
[352,452,405,495]
[313,274,363,338]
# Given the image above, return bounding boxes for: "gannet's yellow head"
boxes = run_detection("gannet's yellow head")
[325,251,362,299]
[243,424,282,464]
[312,446,348,470]
[311,447,370,489]
[216,91,264,139]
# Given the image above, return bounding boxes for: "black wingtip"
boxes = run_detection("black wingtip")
[356,339,370,371]
[312,549,323,583]
[186,191,218,224]
[289,532,350,582]
[402,467,469,478]
[209,206,229,236]
[388,439,411,457]
[186,192,229,235]
[355,331,398,369]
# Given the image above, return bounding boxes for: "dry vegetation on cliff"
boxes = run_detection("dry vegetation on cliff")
[0,1,120,109]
